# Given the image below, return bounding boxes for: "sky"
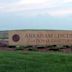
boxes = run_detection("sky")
[0,0,72,30]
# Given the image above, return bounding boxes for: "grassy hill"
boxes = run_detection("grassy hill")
[0,51,72,72]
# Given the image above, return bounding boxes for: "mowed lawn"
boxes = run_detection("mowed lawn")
[0,51,72,72]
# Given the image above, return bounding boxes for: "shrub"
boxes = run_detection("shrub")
[16,46,24,50]
[28,48,38,51]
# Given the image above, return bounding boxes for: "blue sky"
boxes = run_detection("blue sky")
[0,0,72,30]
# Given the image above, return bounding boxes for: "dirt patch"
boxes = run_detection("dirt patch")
[60,48,72,53]
[0,47,16,51]
[0,47,72,53]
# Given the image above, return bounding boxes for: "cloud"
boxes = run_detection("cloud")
[48,8,72,17]
[0,0,63,12]
[17,0,59,4]
[64,0,72,3]
[0,0,72,17]
[1,0,61,11]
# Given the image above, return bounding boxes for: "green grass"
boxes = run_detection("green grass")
[0,51,72,72]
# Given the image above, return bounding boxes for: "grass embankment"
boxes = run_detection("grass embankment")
[0,51,72,72]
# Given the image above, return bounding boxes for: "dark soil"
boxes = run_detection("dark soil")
[0,47,72,53]
[0,47,16,51]
[60,48,72,53]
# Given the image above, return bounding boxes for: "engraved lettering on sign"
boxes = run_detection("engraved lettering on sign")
[20,33,72,44]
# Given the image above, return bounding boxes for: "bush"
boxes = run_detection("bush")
[16,46,24,50]
[28,48,38,51]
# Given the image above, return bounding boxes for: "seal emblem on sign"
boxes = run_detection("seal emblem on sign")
[12,34,20,42]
